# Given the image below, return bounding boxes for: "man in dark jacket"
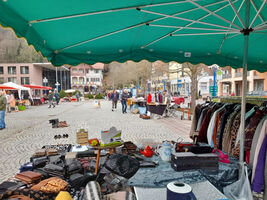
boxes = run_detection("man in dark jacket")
[110,90,119,111]
[48,90,55,108]
[0,91,7,130]
[121,89,128,114]
[54,89,60,105]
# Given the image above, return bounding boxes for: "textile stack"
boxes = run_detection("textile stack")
[190,101,267,196]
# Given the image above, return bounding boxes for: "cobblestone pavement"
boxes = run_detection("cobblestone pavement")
[0,100,192,182]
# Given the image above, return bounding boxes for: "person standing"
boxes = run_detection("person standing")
[54,89,60,105]
[6,91,11,113]
[76,92,79,102]
[110,90,119,111]
[48,90,55,108]
[0,91,7,130]
[121,89,128,114]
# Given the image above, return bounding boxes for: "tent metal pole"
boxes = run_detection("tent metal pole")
[249,0,266,28]
[141,0,239,49]
[227,0,245,28]
[240,0,250,165]
[172,32,237,36]
[250,0,265,23]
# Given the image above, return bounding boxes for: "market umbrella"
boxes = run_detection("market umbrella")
[0,0,267,162]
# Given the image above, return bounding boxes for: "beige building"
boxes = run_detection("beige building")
[218,67,267,96]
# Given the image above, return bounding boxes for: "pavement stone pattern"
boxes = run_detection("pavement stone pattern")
[0,100,192,182]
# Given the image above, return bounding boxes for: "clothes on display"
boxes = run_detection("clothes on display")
[192,101,267,195]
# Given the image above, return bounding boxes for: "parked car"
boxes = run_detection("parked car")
[246,91,267,97]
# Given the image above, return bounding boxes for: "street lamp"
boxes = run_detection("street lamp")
[43,77,48,95]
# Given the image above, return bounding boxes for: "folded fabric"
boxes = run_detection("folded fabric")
[19,162,34,172]
[44,164,64,173]
[15,171,42,184]
[55,191,72,200]
[67,160,82,172]
[9,194,33,200]
[34,149,46,157]
[32,156,48,168]
[104,191,137,200]
[31,177,68,194]
[45,148,58,156]
[83,181,101,200]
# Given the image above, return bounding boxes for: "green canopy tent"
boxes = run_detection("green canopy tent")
[0,0,267,163]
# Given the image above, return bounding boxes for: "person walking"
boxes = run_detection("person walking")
[0,91,7,130]
[48,90,55,108]
[110,90,119,111]
[76,92,79,102]
[54,89,60,105]
[6,91,11,113]
[121,89,128,114]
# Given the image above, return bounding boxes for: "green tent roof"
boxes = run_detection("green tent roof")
[0,0,266,71]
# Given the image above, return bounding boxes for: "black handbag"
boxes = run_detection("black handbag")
[69,173,96,189]
[182,143,213,154]
[104,154,140,179]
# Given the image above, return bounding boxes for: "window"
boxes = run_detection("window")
[79,69,84,73]
[94,69,99,74]
[8,66,16,74]
[91,78,100,82]
[72,68,78,73]
[0,78,4,84]
[8,77,17,83]
[199,82,207,90]
[0,66,3,74]
[21,77,30,85]
[86,69,89,74]
[20,66,29,74]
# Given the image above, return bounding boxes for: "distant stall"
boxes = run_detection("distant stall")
[23,85,52,105]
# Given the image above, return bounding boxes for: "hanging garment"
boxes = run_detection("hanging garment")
[222,106,241,154]
[196,105,210,131]
[207,104,226,147]
[190,104,202,138]
[216,104,236,150]
[158,93,162,103]
[252,134,267,193]
[212,109,225,148]
[251,119,267,181]
[198,104,222,143]
[235,106,259,148]
[229,112,241,158]
[245,108,267,151]
[250,116,267,164]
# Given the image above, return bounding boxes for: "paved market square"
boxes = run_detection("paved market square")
[0,100,191,182]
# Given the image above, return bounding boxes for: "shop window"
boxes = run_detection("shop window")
[254,79,264,91]
[21,77,30,85]
[0,66,3,74]
[20,66,29,74]
[8,66,16,75]
[0,77,4,84]
[8,77,17,83]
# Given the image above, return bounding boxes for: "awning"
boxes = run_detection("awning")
[0,85,17,90]
[23,85,52,90]
[0,1,266,72]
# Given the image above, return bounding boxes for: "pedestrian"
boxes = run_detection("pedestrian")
[110,90,119,111]
[0,91,7,130]
[48,90,55,108]
[54,89,60,105]
[6,91,11,113]
[121,89,128,114]
[76,92,79,102]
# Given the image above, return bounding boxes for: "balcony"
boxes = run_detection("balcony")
[222,74,232,79]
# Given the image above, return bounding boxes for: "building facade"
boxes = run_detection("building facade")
[0,63,70,90]
[218,67,267,96]
[70,63,104,93]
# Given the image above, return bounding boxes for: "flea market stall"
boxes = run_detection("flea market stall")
[23,85,52,105]
[0,0,267,199]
